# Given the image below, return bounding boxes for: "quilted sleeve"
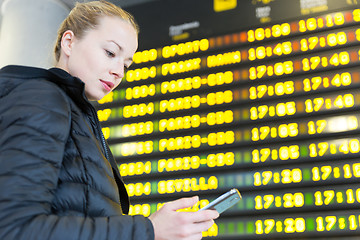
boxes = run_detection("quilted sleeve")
[0,79,154,240]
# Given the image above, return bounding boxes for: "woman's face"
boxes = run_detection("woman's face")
[59,16,138,101]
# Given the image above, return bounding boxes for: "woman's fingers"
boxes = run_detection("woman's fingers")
[163,196,199,211]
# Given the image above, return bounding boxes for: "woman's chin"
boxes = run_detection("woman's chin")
[85,92,105,102]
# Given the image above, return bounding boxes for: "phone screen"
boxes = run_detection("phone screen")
[199,188,242,214]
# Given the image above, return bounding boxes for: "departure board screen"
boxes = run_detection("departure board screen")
[95,0,360,239]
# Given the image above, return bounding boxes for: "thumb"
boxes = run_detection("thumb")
[166,196,199,211]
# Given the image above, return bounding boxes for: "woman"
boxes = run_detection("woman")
[0,1,218,240]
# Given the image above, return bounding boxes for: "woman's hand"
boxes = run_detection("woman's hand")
[149,196,219,240]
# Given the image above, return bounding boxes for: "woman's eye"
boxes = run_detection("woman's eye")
[105,50,115,57]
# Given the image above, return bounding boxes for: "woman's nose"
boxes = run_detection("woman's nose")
[111,63,125,79]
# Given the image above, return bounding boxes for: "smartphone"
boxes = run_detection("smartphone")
[199,188,242,214]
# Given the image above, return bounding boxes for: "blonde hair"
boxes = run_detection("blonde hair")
[54,0,139,62]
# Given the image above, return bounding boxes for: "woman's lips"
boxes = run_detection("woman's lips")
[100,80,114,92]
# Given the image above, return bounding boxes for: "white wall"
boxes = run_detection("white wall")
[0,0,157,69]
[0,0,69,68]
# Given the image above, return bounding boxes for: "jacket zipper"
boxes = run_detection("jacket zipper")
[100,131,110,161]
[89,106,125,209]
[89,107,110,161]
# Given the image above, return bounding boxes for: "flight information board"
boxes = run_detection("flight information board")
[95,0,360,239]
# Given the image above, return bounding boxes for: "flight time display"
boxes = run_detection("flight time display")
[95,1,360,239]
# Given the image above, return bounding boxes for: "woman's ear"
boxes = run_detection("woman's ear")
[60,30,75,57]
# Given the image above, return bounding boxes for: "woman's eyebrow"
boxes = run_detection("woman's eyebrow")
[107,40,122,51]
[108,40,134,62]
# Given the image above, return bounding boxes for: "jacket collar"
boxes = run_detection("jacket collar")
[0,65,94,114]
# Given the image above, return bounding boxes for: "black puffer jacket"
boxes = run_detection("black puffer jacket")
[0,65,154,240]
